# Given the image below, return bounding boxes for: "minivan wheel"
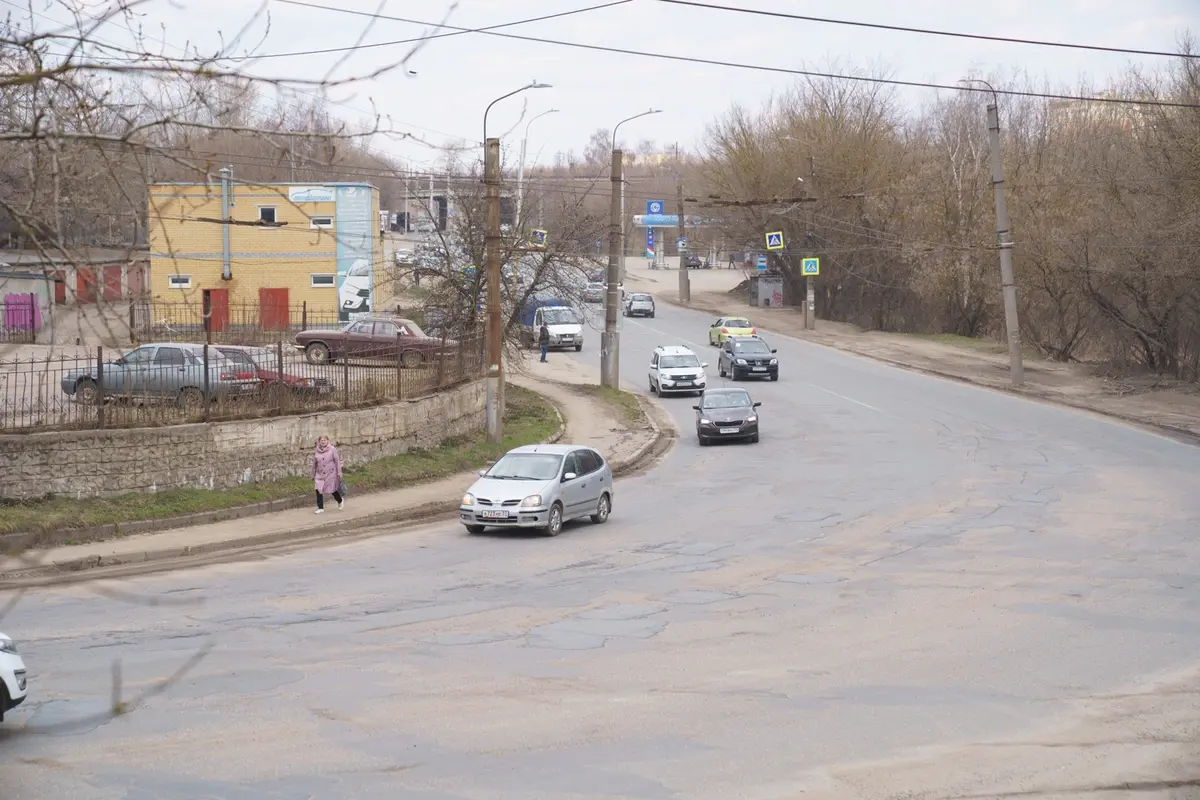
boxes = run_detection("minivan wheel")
[590,493,611,524]
[544,502,564,537]
[465,524,485,534]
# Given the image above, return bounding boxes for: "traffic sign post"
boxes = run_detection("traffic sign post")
[677,236,688,253]
[765,231,784,251]
[755,254,768,270]
[801,257,819,329]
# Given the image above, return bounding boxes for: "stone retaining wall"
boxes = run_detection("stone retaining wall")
[2,380,484,499]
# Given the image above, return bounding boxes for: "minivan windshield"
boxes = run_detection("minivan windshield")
[541,308,580,325]
[659,355,700,369]
[486,453,564,480]
[701,391,752,409]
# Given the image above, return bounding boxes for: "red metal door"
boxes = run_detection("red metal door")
[76,269,97,303]
[52,271,67,304]
[102,265,123,301]
[203,288,229,332]
[259,287,289,331]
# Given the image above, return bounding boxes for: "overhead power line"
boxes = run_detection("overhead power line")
[657,0,1199,60]
[278,1,1200,109]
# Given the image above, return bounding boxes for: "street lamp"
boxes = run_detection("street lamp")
[483,80,552,144]
[482,80,552,445]
[601,108,663,390]
[516,108,559,226]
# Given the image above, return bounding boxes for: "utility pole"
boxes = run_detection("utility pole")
[985,101,1024,387]
[677,182,690,303]
[484,137,503,442]
[602,148,623,389]
[804,156,817,330]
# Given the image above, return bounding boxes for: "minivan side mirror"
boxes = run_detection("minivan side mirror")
[563,472,577,481]
[753,401,762,408]
[701,362,709,368]
[692,405,700,410]
[771,348,777,353]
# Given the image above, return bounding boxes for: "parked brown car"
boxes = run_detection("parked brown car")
[296,316,457,367]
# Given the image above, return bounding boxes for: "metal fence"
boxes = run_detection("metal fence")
[129,299,343,345]
[0,333,485,432]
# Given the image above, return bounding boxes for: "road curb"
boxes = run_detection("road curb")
[657,293,1200,447]
[0,387,665,589]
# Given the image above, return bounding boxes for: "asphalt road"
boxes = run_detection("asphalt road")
[6,299,1200,798]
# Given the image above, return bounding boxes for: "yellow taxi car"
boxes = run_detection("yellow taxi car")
[708,315,756,346]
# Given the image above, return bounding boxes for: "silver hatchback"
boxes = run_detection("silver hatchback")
[460,443,613,536]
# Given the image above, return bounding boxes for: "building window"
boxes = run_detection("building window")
[167,274,192,289]
[259,206,277,224]
[310,273,335,288]
[310,216,333,229]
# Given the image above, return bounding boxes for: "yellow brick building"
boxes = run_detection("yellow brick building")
[148,177,381,329]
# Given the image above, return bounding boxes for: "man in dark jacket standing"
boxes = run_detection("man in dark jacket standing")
[538,322,550,362]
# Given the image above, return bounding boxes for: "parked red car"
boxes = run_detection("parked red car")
[295,316,458,367]
[214,345,334,395]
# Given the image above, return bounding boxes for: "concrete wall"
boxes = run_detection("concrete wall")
[2,380,484,500]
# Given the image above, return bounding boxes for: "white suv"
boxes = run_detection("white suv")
[0,632,27,722]
[649,345,708,396]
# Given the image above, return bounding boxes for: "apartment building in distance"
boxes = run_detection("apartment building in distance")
[148,173,381,329]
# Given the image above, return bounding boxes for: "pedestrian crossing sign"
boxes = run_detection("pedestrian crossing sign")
[802,257,820,276]
[765,231,784,250]
[530,229,548,247]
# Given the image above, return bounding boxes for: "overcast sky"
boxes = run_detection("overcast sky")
[22,0,1199,169]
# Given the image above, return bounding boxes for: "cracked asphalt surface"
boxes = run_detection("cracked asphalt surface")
[6,299,1200,798]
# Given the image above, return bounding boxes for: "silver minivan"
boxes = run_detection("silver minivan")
[459,443,613,536]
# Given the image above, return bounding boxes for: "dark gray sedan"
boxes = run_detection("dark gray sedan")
[694,388,761,445]
[60,343,260,407]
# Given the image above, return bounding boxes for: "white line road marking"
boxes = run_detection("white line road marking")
[802,383,889,415]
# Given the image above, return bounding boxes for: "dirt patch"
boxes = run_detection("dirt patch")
[632,263,1200,442]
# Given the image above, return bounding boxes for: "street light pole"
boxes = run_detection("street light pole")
[516,108,558,227]
[602,108,662,390]
[962,79,1024,387]
[482,80,552,444]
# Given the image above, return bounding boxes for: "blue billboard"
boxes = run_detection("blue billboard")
[334,185,375,323]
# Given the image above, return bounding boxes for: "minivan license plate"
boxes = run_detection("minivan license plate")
[719,427,738,434]
[480,510,510,519]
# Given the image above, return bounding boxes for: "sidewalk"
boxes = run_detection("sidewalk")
[0,361,668,587]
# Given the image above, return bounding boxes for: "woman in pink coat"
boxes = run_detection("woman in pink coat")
[312,435,344,514]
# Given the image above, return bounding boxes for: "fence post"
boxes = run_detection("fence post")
[276,340,285,414]
[302,301,308,331]
[343,355,350,409]
[95,345,105,429]
[437,332,446,389]
[396,332,404,400]
[28,293,37,342]
[128,302,136,343]
[202,343,211,422]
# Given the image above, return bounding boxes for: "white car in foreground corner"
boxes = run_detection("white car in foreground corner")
[0,632,27,721]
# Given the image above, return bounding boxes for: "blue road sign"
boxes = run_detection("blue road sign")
[530,228,548,247]
[801,257,820,276]
[756,254,768,270]
[646,200,665,215]
[765,231,784,251]
[677,236,688,252]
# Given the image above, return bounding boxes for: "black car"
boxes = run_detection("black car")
[683,254,708,269]
[718,335,778,381]
[694,388,761,445]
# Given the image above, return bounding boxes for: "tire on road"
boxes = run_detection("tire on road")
[465,524,485,534]
[590,493,611,524]
[543,502,564,537]
[176,386,206,408]
[75,377,99,404]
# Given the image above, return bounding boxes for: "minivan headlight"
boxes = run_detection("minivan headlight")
[461,493,475,506]
[0,637,18,655]
[520,494,542,508]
